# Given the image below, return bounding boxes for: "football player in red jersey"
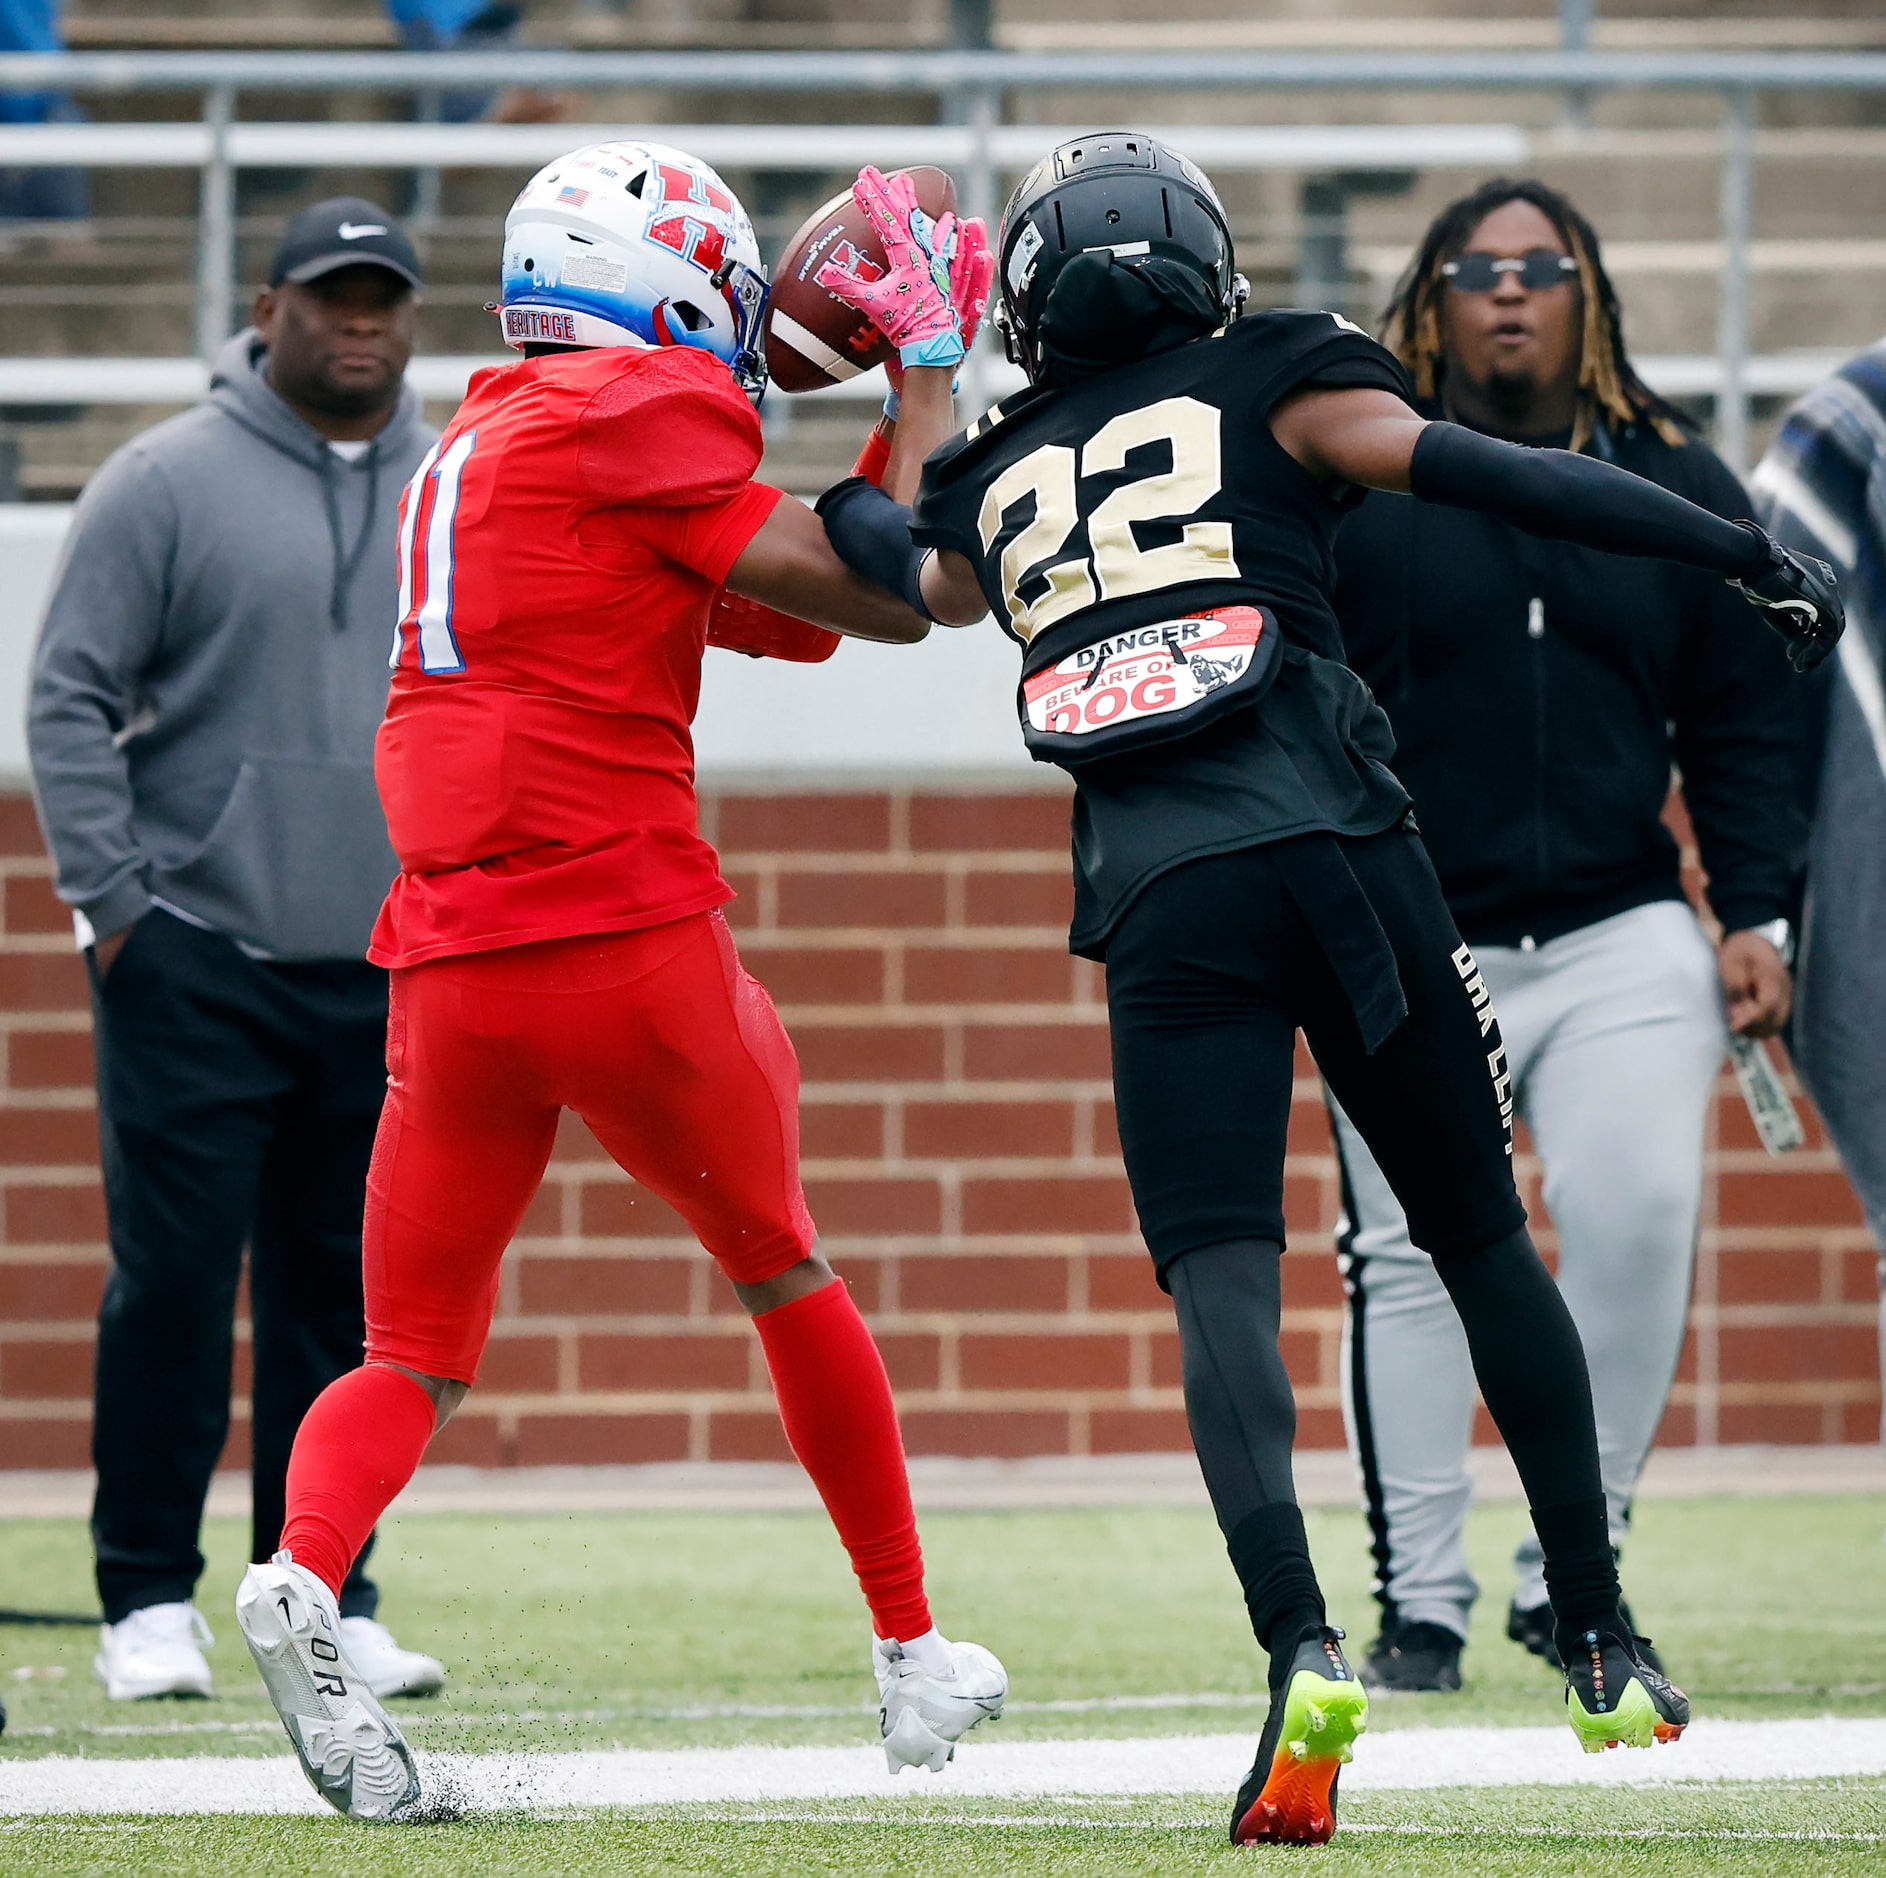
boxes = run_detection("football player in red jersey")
[232,143,1001,1822]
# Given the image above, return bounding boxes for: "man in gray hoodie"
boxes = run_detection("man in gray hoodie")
[29,198,445,1704]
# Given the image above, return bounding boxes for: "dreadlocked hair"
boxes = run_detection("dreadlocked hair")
[1379,176,1690,455]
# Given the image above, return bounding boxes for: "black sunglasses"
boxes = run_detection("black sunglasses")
[1440,248,1579,294]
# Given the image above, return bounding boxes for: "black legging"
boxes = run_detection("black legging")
[1170,1239,1323,1668]
[1107,827,1619,1648]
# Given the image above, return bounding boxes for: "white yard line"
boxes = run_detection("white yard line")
[12,1684,1886,1743]
[1,1718,1883,1816]
[0,1690,1283,1740]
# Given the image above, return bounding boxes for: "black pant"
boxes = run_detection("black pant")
[89,910,389,1624]
[1105,827,1625,1649]
[1105,823,1525,1278]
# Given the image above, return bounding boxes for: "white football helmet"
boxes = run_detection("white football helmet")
[499,140,769,398]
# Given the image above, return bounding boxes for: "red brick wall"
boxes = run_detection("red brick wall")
[0,786,1875,1468]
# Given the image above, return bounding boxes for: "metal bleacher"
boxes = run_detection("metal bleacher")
[1,2,1885,498]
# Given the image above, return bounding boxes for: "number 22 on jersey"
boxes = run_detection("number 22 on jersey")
[391,430,478,675]
[976,395,1240,642]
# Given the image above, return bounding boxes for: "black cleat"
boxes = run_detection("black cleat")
[1229,1627,1369,1846]
[1563,1621,1689,1753]
[1616,1603,1665,1678]
[1507,1598,1562,1668]
[1512,1596,1663,1676]
[1363,1616,1463,1693]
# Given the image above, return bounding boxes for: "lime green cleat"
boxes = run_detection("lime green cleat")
[1231,1627,1370,1845]
[1563,1625,1689,1754]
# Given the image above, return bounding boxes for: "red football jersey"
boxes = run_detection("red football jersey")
[371,346,783,968]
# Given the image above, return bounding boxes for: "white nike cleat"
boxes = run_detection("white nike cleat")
[94,1602,215,1701]
[873,1632,1007,1774]
[236,1554,421,1822]
[338,1617,447,1699]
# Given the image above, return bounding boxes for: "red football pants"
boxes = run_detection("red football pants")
[288,909,932,1638]
[365,911,816,1383]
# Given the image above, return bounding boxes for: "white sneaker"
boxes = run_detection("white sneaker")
[94,1602,215,1701]
[235,1554,421,1821]
[873,1632,1007,1773]
[338,1617,446,1699]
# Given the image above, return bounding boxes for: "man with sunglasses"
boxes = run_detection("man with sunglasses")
[1330,180,1807,1695]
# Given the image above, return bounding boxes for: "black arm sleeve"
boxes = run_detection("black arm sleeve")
[1410,422,1772,579]
[814,475,932,619]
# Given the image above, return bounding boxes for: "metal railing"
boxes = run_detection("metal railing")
[0,347,1855,414]
[0,116,1526,406]
[5,47,1886,468]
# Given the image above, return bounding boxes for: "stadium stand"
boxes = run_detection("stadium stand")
[0,0,1880,495]
[0,2,1878,492]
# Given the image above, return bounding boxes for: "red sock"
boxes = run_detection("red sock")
[754,1280,932,1642]
[279,1365,436,1599]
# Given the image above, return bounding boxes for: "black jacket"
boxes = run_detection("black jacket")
[1333,414,1803,947]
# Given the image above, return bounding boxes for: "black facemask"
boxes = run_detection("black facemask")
[1036,250,1222,388]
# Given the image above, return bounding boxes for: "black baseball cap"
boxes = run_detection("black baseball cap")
[268,197,423,291]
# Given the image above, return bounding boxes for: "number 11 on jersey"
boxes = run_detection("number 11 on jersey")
[391,430,477,676]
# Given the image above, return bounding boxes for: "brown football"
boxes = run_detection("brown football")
[764,166,958,394]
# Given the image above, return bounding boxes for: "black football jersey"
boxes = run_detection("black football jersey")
[914,309,1412,668]
[911,310,1418,957]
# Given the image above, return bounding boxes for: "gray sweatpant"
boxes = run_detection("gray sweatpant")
[1334,899,1728,1638]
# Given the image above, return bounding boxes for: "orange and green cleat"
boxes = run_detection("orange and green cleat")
[1563,1624,1689,1753]
[1230,1626,1369,1846]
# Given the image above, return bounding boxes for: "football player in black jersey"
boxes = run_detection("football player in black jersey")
[817,130,1842,1847]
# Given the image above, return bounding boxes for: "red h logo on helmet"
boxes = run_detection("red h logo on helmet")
[654,163,734,216]
[647,214,729,277]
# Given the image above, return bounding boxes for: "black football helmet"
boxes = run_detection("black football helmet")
[993,131,1248,382]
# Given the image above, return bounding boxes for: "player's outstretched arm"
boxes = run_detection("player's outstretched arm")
[870,363,957,504]
[724,495,931,645]
[1271,385,1844,672]
[813,370,987,630]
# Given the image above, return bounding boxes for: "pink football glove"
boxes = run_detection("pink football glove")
[950,217,995,356]
[817,166,966,369]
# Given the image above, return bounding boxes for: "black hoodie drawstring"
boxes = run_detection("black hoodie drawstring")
[318,441,384,632]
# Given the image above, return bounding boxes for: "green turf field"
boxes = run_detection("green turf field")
[4,1786,1886,1878]
[3,1493,1884,1872]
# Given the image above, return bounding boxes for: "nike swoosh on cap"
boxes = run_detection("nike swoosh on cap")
[338,222,389,240]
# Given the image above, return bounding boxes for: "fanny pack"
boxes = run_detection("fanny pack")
[1017,603,1282,769]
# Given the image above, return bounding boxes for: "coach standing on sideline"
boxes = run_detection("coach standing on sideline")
[1329,180,1802,1693]
[28,199,445,1705]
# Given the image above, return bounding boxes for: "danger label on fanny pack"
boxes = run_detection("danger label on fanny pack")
[1022,606,1270,740]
